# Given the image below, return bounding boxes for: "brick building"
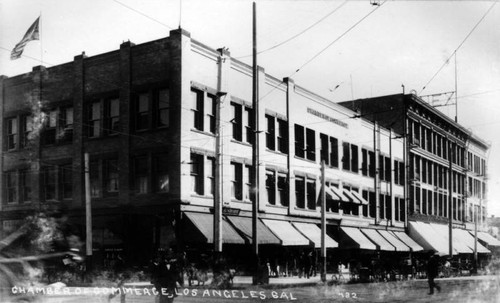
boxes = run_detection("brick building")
[1,28,493,270]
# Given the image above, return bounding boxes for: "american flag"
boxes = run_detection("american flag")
[11,17,40,60]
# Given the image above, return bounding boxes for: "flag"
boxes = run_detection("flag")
[10,17,40,60]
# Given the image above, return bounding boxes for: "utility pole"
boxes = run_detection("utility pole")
[214,91,223,253]
[251,1,260,284]
[474,203,478,273]
[448,144,453,257]
[84,152,92,274]
[320,160,326,282]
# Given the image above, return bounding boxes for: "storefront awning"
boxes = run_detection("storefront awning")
[262,219,310,246]
[226,216,280,245]
[330,186,350,202]
[392,231,424,252]
[184,212,245,244]
[408,221,454,255]
[340,227,377,250]
[291,222,338,248]
[429,223,473,254]
[378,230,410,252]
[361,229,395,251]
[475,231,500,247]
[350,191,369,205]
[454,229,490,254]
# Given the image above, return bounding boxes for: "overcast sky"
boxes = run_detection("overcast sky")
[1,0,499,216]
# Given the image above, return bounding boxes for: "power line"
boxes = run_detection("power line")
[420,1,497,94]
[110,0,174,30]
[236,0,349,59]
[292,0,387,75]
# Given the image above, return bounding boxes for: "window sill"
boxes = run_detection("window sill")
[265,148,288,156]
[293,156,317,164]
[190,129,215,137]
[294,207,317,212]
[230,139,253,147]
[267,203,289,209]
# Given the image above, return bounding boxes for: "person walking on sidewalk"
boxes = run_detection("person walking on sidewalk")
[426,251,441,295]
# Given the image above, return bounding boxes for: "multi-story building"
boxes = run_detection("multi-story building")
[339,94,497,256]
[8,28,493,272]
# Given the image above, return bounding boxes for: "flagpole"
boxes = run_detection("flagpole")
[39,13,43,65]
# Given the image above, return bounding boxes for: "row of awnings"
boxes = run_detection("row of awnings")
[184,212,425,252]
[408,221,495,255]
[325,186,368,205]
[340,227,423,252]
[183,212,339,248]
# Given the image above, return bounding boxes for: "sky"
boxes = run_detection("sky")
[1,0,499,215]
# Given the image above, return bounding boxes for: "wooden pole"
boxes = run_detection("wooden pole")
[321,160,326,282]
[84,153,92,272]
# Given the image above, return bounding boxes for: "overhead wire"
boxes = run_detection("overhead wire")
[236,0,349,59]
[419,1,497,94]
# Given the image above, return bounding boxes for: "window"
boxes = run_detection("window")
[59,107,74,142]
[6,171,17,203]
[351,144,359,173]
[245,107,254,144]
[379,194,385,219]
[191,89,204,131]
[265,115,275,150]
[191,153,204,195]
[231,103,242,141]
[342,142,350,170]
[351,187,360,216]
[294,124,305,158]
[206,94,216,133]
[277,119,288,153]
[369,151,375,177]
[154,154,170,193]
[277,173,288,206]
[326,182,339,213]
[306,179,316,210]
[330,137,339,168]
[136,93,149,130]
[384,156,391,182]
[104,159,119,194]
[320,134,329,165]
[306,128,316,161]
[20,170,31,203]
[105,98,120,135]
[43,167,57,201]
[231,162,243,200]
[135,157,149,194]
[88,102,101,138]
[157,88,170,128]
[361,149,368,176]
[60,164,73,199]
[20,116,33,148]
[206,157,214,196]
[244,165,254,202]
[6,118,18,150]
[265,170,276,205]
[295,176,305,209]
[369,191,376,218]
[90,161,101,198]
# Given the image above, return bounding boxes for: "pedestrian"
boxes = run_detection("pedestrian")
[426,251,441,295]
[151,251,180,303]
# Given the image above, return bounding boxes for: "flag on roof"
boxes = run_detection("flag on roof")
[11,17,40,60]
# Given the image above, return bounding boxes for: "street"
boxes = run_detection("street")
[6,275,499,303]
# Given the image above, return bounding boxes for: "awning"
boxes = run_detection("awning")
[261,219,310,246]
[184,212,245,244]
[226,216,280,245]
[330,186,350,202]
[475,231,500,247]
[341,188,358,203]
[361,229,395,251]
[378,230,410,252]
[408,221,455,255]
[429,223,473,254]
[392,231,424,252]
[340,226,377,250]
[325,186,342,200]
[454,229,490,253]
[350,191,369,205]
[291,222,338,248]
